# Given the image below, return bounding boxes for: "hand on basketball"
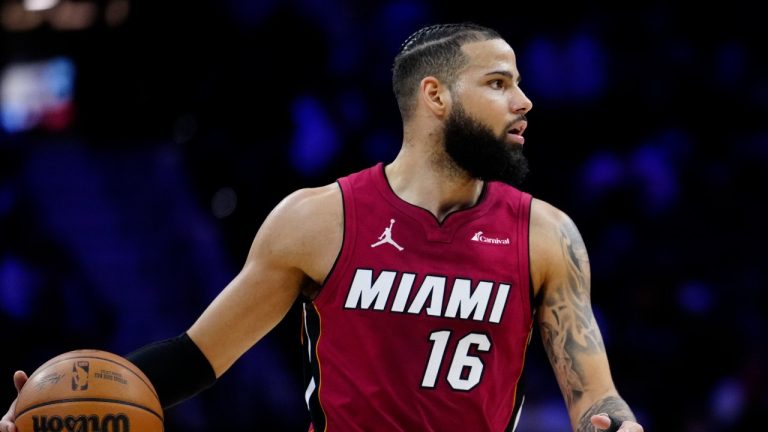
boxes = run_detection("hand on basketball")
[591,414,644,432]
[0,371,28,432]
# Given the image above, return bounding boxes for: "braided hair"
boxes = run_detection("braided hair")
[392,22,502,120]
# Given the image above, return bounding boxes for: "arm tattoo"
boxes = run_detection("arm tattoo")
[539,218,606,409]
[577,395,636,431]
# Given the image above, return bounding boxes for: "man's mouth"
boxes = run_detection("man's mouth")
[506,121,527,145]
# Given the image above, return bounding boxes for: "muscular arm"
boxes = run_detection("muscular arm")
[187,184,342,377]
[530,198,636,431]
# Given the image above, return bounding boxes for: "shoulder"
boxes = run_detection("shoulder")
[272,182,342,222]
[256,182,343,286]
[529,197,574,236]
[529,198,589,296]
[261,182,343,245]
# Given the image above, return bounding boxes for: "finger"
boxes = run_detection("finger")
[1,409,18,432]
[590,414,622,432]
[0,419,18,432]
[609,416,624,431]
[1,372,26,432]
[1,397,18,423]
[1,400,19,432]
[12,372,27,393]
[590,414,610,428]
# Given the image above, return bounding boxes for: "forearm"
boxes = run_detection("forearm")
[532,209,637,430]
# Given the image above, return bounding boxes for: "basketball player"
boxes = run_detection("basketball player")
[2,23,644,431]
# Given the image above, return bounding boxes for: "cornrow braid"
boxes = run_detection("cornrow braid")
[398,23,488,55]
[392,22,502,119]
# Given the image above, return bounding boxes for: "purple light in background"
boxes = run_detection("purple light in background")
[740,130,768,160]
[374,0,431,56]
[591,306,611,344]
[710,377,745,426]
[565,32,606,100]
[328,35,362,75]
[0,256,40,319]
[630,145,677,213]
[296,0,347,71]
[581,129,689,215]
[337,89,367,129]
[224,0,278,27]
[523,37,564,101]
[0,184,14,216]
[289,95,340,176]
[714,42,747,87]
[592,223,635,275]
[581,150,624,199]
[363,129,399,164]
[630,133,685,215]
[677,281,714,315]
[516,397,572,431]
[522,32,606,103]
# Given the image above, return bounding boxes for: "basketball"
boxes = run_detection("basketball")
[13,349,163,432]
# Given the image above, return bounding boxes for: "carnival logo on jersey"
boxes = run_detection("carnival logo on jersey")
[371,218,404,251]
[470,231,510,245]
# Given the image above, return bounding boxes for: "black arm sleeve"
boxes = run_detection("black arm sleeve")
[125,332,217,409]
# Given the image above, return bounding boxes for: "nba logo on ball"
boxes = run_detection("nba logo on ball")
[71,361,89,391]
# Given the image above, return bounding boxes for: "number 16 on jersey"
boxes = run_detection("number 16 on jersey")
[421,331,491,391]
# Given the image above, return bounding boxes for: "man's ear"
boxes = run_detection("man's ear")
[419,76,451,118]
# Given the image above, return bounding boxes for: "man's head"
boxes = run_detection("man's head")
[392,23,502,120]
[392,23,533,186]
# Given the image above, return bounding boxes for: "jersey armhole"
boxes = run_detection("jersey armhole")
[521,192,534,322]
[312,178,355,303]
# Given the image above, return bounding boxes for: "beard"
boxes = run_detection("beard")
[442,104,529,187]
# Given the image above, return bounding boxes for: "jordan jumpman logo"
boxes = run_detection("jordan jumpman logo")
[371,219,404,251]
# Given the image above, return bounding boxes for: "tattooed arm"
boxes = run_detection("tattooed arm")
[529,198,643,432]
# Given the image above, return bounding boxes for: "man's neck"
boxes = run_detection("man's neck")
[384,147,484,223]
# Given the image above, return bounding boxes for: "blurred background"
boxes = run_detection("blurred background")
[1,0,766,430]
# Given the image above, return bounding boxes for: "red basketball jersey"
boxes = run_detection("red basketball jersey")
[302,163,534,432]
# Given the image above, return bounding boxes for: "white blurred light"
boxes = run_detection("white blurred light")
[211,188,238,219]
[23,0,59,11]
[0,57,76,133]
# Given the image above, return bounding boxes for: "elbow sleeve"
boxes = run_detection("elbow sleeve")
[125,332,217,409]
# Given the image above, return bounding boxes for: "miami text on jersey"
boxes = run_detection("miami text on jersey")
[344,269,511,323]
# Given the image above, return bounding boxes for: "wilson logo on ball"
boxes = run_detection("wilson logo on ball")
[71,361,89,391]
[32,414,130,432]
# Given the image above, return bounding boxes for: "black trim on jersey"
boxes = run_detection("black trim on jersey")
[379,163,489,227]
[503,325,533,432]
[302,303,327,431]
[504,384,526,432]
[527,195,535,317]
[306,180,347,302]
[530,273,535,317]
[509,198,533,432]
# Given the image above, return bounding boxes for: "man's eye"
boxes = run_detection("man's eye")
[490,79,504,89]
